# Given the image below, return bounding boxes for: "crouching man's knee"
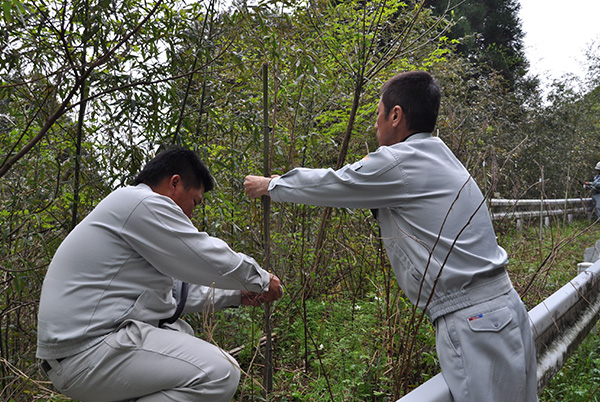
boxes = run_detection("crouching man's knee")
[190,351,241,401]
[218,355,241,399]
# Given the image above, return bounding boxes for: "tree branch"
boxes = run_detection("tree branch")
[0,0,165,179]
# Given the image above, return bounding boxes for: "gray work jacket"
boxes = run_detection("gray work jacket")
[37,184,269,360]
[269,133,511,321]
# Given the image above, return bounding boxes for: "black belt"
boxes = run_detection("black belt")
[40,357,64,374]
[159,281,189,327]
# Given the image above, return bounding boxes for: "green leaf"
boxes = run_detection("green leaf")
[3,0,12,23]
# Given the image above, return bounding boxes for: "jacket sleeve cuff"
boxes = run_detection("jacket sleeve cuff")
[268,176,283,202]
[183,286,242,312]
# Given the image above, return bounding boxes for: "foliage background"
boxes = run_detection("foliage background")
[1,0,600,400]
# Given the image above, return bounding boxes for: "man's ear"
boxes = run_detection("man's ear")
[390,105,403,128]
[169,174,182,191]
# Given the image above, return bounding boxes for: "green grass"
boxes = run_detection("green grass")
[540,328,600,402]
[10,219,600,402]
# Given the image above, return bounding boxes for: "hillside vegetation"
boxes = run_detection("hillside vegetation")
[2,0,600,400]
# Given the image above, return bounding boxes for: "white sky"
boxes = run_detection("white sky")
[519,0,600,90]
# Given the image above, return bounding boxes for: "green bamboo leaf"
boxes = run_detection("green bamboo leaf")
[2,0,12,23]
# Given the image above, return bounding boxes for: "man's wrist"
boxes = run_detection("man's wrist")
[266,176,280,195]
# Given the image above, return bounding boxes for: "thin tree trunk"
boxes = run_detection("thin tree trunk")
[312,79,364,276]
[71,78,87,231]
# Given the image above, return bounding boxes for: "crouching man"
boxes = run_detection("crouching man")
[38,146,282,402]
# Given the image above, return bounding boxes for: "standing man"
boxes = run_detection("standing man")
[244,71,537,402]
[38,146,282,402]
[584,161,600,218]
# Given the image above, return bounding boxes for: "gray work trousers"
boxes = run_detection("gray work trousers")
[435,289,538,402]
[592,193,600,218]
[42,319,241,402]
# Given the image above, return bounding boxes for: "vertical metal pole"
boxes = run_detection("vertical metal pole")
[563,167,570,225]
[539,168,544,242]
[261,62,273,395]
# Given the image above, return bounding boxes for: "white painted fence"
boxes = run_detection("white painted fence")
[396,260,600,401]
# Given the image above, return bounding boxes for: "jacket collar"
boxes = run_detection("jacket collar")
[402,132,432,142]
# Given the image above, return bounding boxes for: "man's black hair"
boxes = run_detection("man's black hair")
[380,70,441,133]
[132,146,214,192]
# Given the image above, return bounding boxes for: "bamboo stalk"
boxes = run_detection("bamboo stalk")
[71,13,90,231]
[261,62,274,395]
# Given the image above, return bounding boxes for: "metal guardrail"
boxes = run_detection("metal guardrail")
[531,260,600,390]
[489,197,592,221]
[397,260,600,401]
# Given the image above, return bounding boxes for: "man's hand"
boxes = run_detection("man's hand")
[244,175,278,199]
[240,274,283,306]
[258,273,283,303]
[241,291,262,306]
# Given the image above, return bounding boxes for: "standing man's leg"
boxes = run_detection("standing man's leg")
[593,193,600,219]
[435,290,538,402]
[44,320,241,402]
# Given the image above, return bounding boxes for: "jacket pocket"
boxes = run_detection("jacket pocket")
[115,289,173,325]
[387,240,431,307]
[388,240,422,282]
[466,306,513,332]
